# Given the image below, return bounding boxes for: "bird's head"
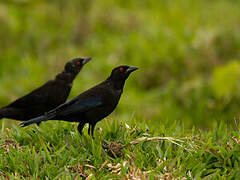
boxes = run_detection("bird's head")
[108,65,138,90]
[65,57,92,74]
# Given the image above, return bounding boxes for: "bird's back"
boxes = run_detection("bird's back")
[0,78,72,120]
[52,80,122,122]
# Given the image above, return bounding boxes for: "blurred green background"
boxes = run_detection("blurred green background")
[1,0,240,130]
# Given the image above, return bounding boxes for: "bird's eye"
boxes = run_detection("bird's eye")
[119,67,124,72]
[77,62,81,66]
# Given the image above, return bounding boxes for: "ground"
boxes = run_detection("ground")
[0,119,239,179]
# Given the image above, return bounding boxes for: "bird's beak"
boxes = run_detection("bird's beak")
[126,66,138,73]
[82,57,92,65]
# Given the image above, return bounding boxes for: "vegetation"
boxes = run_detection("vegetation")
[0,0,239,179]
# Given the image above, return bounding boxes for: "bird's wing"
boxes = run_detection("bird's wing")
[8,92,48,108]
[7,82,53,108]
[49,96,103,117]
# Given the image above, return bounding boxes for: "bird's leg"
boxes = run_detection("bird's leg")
[91,123,96,139]
[78,121,86,135]
[88,124,91,136]
[88,123,96,139]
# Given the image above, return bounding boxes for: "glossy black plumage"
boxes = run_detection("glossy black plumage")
[0,57,91,121]
[20,65,138,137]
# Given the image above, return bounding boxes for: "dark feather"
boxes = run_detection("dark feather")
[58,97,103,116]
[20,115,48,127]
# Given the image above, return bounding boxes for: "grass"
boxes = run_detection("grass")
[0,119,239,179]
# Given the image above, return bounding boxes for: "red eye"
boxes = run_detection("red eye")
[120,67,124,72]
[77,62,81,66]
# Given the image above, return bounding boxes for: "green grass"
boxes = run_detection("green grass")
[0,119,239,179]
[1,0,240,179]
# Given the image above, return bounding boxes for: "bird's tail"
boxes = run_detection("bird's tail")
[20,115,48,127]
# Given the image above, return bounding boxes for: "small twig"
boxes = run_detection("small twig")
[129,136,195,152]
[231,136,240,144]
[98,160,108,172]
[130,137,183,145]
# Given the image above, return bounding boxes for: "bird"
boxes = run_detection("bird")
[0,57,92,122]
[20,65,138,138]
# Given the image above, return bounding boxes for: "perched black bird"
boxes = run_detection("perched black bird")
[0,57,91,121]
[20,65,138,137]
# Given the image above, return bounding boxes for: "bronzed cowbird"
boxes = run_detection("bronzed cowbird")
[0,57,91,121]
[20,65,138,137]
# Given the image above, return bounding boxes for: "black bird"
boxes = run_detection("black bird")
[0,57,91,121]
[20,65,138,137]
